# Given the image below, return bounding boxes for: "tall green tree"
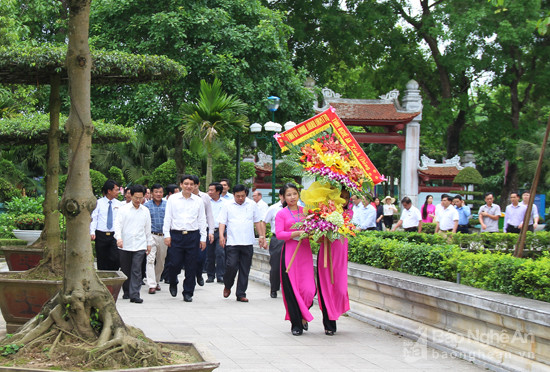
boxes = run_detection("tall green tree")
[182,78,249,187]
[89,0,313,176]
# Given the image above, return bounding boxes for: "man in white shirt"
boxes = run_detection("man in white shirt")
[435,195,459,234]
[219,185,267,302]
[392,197,422,232]
[253,190,269,217]
[90,179,122,271]
[191,175,215,286]
[114,185,152,304]
[219,178,233,201]
[362,200,377,231]
[205,182,226,283]
[262,188,284,298]
[479,192,501,232]
[521,192,539,232]
[163,175,207,302]
[350,195,365,230]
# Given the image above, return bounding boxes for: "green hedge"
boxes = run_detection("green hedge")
[362,230,550,254]
[347,234,550,302]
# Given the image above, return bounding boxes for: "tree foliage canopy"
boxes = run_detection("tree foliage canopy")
[0,44,186,85]
[0,113,133,145]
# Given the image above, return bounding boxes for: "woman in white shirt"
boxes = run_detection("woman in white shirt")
[382,196,398,230]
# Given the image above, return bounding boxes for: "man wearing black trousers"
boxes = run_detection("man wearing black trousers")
[90,179,122,271]
[219,185,267,302]
[163,175,207,302]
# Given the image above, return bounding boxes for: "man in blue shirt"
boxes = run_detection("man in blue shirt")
[144,184,167,294]
[452,195,471,234]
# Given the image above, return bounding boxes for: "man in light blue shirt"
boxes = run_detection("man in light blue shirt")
[220,179,233,201]
[144,184,167,294]
[452,195,471,234]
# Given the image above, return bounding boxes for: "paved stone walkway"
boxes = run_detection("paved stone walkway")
[113,275,485,371]
[0,258,486,371]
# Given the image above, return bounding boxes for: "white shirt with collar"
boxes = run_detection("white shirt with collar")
[256,199,269,218]
[219,198,261,246]
[400,206,422,229]
[198,190,215,231]
[436,205,459,231]
[90,196,123,234]
[362,204,377,229]
[263,201,283,234]
[114,202,152,252]
[163,192,207,242]
[209,197,226,226]
[521,201,539,225]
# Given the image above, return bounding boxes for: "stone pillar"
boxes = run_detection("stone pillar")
[400,80,423,206]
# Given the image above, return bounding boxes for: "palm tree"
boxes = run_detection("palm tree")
[182,78,249,186]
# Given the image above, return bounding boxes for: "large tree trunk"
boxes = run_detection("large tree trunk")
[206,151,213,188]
[2,2,172,368]
[499,68,524,207]
[32,73,63,273]
[60,0,117,339]
[446,109,467,158]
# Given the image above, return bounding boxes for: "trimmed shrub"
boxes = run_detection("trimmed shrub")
[107,166,126,186]
[0,177,21,202]
[150,160,178,187]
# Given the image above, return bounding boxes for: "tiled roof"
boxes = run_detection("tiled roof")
[317,102,419,123]
[418,167,461,177]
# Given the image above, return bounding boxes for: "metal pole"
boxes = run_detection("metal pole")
[235,134,241,185]
[271,111,277,204]
[271,139,276,204]
[514,115,550,258]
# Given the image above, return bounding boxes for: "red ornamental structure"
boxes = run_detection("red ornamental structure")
[311,80,423,205]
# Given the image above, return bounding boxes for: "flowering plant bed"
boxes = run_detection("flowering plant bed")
[13,214,44,230]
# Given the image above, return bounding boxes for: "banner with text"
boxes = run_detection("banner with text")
[275,107,383,185]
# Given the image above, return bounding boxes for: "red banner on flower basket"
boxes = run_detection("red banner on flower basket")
[275,107,383,185]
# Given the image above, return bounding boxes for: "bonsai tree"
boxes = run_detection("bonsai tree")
[452,166,484,207]
[0,38,184,274]
[1,2,175,368]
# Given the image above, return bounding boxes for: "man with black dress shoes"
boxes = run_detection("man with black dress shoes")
[163,175,207,302]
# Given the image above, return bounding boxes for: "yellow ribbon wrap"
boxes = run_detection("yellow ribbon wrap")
[300,181,346,211]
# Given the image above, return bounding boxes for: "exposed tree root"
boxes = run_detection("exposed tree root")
[0,288,194,370]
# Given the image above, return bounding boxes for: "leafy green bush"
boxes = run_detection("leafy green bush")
[107,166,126,185]
[150,160,178,186]
[13,213,44,230]
[0,214,16,238]
[422,222,436,234]
[241,161,256,181]
[0,177,21,202]
[5,196,44,215]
